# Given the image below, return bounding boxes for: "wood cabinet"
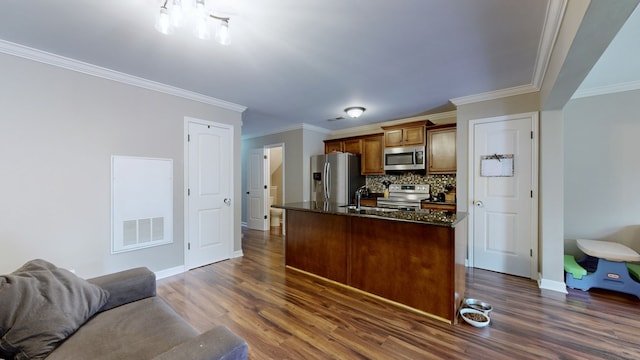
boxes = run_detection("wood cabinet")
[324,134,384,175]
[360,198,377,207]
[427,125,456,174]
[285,211,349,283]
[421,202,456,212]
[361,135,384,175]
[343,139,362,154]
[382,120,429,147]
[324,140,343,153]
[284,209,465,324]
[325,138,363,154]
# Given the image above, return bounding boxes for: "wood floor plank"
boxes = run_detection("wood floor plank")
[157,228,640,359]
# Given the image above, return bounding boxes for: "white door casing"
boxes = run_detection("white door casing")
[185,119,233,270]
[246,148,268,231]
[468,112,539,279]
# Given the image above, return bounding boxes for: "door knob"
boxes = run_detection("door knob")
[224,198,231,206]
[475,201,484,208]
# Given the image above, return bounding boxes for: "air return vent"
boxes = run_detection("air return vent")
[112,156,173,253]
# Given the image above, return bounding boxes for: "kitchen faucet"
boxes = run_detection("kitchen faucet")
[355,185,368,210]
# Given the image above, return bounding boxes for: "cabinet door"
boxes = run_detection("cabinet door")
[285,211,348,283]
[384,129,404,147]
[421,202,456,211]
[427,127,456,174]
[324,140,343,154]
[362,135,385,175]
[343,139,362,154]
[403,126,426,146]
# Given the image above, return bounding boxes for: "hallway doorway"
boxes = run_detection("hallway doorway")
[266,144,284,234]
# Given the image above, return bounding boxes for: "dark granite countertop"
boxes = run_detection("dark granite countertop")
[421,199,457,206]
[273,201,467,227]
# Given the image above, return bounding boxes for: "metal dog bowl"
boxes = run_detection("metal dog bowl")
[464,298,493,315]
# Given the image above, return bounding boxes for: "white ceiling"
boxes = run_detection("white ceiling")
[1,0,629,138]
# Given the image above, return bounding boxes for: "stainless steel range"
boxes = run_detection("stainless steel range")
[376,184,430,209]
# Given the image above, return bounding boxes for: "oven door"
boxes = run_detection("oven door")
[376,198,421,209]
[384,146,425,171]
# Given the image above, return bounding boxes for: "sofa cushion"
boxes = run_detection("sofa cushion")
[0,259,109,360]
[46,297,198,360]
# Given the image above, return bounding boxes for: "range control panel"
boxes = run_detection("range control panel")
[388,184,430,194]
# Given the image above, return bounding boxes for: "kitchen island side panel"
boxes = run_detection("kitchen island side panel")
[285,210,349,283]
[350,217,455,321]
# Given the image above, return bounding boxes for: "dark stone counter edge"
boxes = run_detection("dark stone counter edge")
[273,202,467,228]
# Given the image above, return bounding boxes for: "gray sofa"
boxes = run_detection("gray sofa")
[0,260,248,360]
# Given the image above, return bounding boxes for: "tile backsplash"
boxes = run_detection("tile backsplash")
[366,173,456,194]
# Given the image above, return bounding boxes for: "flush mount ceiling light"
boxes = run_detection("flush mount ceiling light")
[344,107,366,118]
[155,0,231,45]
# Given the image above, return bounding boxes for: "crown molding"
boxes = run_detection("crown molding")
[241,123,331,140]
[450,84,539,106]
[0,39,247,113]
[572,80,640,99]
[325,111,458,140]
[302,123,333,134]
[425,110,457,121]
[532,0,568,88]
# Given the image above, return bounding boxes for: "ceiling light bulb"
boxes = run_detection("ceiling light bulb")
[193,13,211,40]
[169,0,183,27]
[345,107,366,118]
[215,19,230,45]
[154,6,173,35]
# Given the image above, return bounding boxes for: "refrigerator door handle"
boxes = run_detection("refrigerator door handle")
[322,161,327,200]
[325,161,331,201]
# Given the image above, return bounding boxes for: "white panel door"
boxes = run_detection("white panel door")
[186,120,232,269]
[472,113,537,278]
[246,148,268,230]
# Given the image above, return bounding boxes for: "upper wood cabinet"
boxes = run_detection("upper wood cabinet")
[361,135,384,175]
[382,121,429,147]
[324,140,343,153]
[324,134,384,175]
[324,138,362,154]
[343,139,363,154]
[427,125,456,174]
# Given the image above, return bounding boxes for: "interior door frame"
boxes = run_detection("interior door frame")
[183,117,235,270]
[467,112,539,279]
[265,143,286,232]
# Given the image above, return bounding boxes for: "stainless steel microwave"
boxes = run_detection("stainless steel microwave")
[384,146,425,171]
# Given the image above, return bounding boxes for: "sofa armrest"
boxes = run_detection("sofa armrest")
[88,267,156,312]
[151,326,248,360]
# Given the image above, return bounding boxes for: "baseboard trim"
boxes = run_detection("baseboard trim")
[155,265,186,280]
[233,250,244,258]
[538,273,568,294]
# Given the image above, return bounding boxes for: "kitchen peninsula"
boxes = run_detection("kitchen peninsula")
[274,202,467,324]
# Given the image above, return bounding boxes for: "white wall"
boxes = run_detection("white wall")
[241,126,326,222]
[564,89,640,255]
[0,53,243,277]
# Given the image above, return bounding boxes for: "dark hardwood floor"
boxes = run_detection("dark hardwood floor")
[157,227,640,359]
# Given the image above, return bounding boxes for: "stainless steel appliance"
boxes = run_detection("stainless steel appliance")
[311,153,365,204]
[377,183,430,209]
[384,146,425,171]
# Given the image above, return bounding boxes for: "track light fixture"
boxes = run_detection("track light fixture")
[155,0,231,45]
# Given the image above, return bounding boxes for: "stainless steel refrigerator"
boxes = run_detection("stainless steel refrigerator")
[311,153,365,204]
